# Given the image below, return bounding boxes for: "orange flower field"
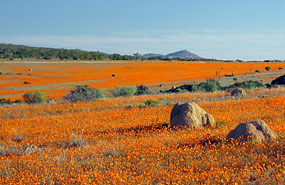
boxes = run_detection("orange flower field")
[1,61,285,100]
[0,88,284,184]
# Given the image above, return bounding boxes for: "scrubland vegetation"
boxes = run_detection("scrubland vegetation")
[0,88,284,184]
[0,60,284,184]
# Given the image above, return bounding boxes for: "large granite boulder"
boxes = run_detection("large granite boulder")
[170,102,215,128]
[227,120,277,142]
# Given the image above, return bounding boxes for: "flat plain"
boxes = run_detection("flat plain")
[1,61,285,100]
[0,61,284,184]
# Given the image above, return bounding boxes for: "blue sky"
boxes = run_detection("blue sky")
[0,0,284,60]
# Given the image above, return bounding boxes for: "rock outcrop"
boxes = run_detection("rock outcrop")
[227,120,277,142]
[170,102,215,128]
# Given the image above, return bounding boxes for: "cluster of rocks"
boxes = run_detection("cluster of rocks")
[170,102,277,143]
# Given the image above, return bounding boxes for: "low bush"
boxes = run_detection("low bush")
[111,85,136,97]
[144,98,159,107]
[165,80,221,93]
[22,90,46,104]
[0,98,11,105]
[65,85,105,102]
[224,80,264,90]
[135,85,150,95]
[203,79,221,92]
[265,66,271,71]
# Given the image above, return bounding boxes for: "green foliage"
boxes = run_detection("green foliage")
[133,53,142,60]
[265,66,271,71]
[204,79,220,92]
[14,99,24,104]
[64,85,105,102]
[255,70,260,72]
[144,98,159,107]
[215,120,228,128]
[22,90,46,104]
[0,43,136,61]
[0,98,11,105]
[111,86,136,97]
[278,67,283,70]
[225,81,264,90]
[191,84,201,92]
[175,88,183,93]
[127,98,160,109]
[135,85,150,95]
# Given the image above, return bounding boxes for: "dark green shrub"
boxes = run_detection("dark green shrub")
[22,90,46,104]
[224,80,264,90]
[65,85,105,102]
[265,66,271,71]
[111,86,136,97]
[135,85,149,95]
[279,67,283,70]
[144,98,159,106]
[175,88,183,93]
[191,84,201,92]
[204,79,220,92]
[0,98,11,105]
[215,120,228,128]
[255,70,260,72]
[14,99,24,104]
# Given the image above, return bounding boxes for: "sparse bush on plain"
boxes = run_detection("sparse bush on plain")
[203,79,221,92]
[255,70,260,72]
[22,90,46,104]
[135,85,150,95]
[64,85,105,102]
[0,98,11,105]
[225,80,264,90]
[110,85,136,97]
[144,98,159,107]
[265,66,271,71]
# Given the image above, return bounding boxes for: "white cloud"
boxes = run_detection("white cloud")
[1,30,284,60]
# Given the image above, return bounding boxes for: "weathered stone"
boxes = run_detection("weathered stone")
[227,120,277,142]
[170,102,215,128]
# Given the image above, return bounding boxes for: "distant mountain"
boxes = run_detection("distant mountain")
[142,53,164,58]
[143,50,202,59]
[166,50,201,59]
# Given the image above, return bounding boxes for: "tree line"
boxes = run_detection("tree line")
[0,43,138,61]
